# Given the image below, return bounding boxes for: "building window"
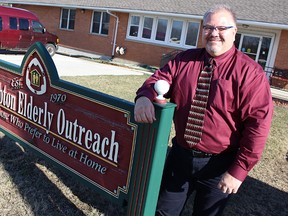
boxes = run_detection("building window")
[156,19,168,41]
[129,15,140,37]
[91,11,110,35]
[185,22,200,46]
[60,8,76,30]
[169,20,183,44]
[127,14,200,48]
[142,17,153,39]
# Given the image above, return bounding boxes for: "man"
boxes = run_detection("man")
[134,4,273,216]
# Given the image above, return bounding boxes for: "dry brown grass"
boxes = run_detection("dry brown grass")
[0,75,287,216]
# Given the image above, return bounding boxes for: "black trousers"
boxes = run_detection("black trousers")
[156,143,237,216]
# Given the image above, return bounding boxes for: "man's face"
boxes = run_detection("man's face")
[202,10,237,57]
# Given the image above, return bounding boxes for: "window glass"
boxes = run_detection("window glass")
[101,12,110,35]
[91,11,110,35]
[0,17,3,31]
[60,9,68,29]
[32,20,44,33]
[185,22,199,46]
[259,37,271,60]
[60,8,75,30]
[258,37,272,69]
[129,16,140,37]
[92,12,101,33]
[68,9,76,30]
[142,17,153,39]
[127,14,200,48]
[242,35,260,55]
[156,19,167,41]
[9,17,17,30]
[236,33,273,70]
[170,20,183,44]
[19,18,29,30]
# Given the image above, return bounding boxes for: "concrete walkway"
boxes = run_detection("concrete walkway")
[270,88,288,102]
[57,46,156,74]
[0,47,153,76]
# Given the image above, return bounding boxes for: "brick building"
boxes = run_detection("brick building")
[1,0,288,77]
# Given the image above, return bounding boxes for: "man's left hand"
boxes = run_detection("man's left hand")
[218,172,242,194]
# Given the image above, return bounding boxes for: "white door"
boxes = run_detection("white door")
[235,33,272,70]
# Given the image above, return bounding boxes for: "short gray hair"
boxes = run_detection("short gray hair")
[203,4,237,25]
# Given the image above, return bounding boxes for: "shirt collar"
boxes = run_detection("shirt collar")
[205,46,236,67]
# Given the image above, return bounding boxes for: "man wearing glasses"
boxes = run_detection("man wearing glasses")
[134,4,273,216]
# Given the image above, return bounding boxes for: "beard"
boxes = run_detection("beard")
[205,39,225,56]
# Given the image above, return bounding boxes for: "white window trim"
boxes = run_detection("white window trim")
[90,10,109,36]
[60,8,75,30]
[127,14,200,49]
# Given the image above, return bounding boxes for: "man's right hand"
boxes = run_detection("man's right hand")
[134,96,156,123]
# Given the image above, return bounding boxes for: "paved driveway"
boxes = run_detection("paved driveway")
[0,52,147,76]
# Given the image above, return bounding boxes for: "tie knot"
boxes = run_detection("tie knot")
[208,57,214,64]
[204,58,214,72]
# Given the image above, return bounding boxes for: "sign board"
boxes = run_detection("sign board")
[0,42,176,215]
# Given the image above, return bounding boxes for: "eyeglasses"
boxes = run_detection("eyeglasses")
[203,25,234,33]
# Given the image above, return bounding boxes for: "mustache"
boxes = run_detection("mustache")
[207,36,223,41]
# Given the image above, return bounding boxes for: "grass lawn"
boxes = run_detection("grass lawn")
[0,75,287,216]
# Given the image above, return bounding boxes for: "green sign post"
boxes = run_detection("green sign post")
[0,42,176,215]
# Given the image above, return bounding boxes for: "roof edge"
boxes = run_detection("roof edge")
[8,2,288,29]
[238,20,288,30]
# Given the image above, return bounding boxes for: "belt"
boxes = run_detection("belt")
[188,148,215,158]
[172,137,216,158]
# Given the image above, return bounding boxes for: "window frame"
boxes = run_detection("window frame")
[127,14,200,48]
[90,11,110,35]
[60,8,76,30]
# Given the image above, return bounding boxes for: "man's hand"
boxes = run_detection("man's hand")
[218,172,242,194]
[134,96,156,123]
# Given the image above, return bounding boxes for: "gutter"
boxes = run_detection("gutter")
[237,20,288,30]
[106,10,119,57]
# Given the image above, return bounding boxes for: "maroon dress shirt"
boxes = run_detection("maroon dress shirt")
[136,46,274,181]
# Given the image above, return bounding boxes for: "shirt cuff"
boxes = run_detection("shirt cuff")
[135,90,156,103]
[228,164,249,182]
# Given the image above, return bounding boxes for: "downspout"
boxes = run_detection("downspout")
[106,10,119,58]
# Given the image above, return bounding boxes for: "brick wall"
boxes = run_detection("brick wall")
[17,5,116,56]
[274,30,288,69]
[111,13,187,67]
[14,5,59,34]
[14,4,286,69]
[12,5,187,67]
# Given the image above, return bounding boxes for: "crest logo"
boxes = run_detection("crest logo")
[25,57,47,95]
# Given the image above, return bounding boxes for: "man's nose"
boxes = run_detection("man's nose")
[210,28,220,36]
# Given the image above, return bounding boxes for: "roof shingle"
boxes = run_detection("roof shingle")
[1,0,287,25]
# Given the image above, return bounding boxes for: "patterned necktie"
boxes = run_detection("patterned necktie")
[184,58,214,146]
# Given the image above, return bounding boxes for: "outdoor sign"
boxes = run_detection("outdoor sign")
[0,42,176,215]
